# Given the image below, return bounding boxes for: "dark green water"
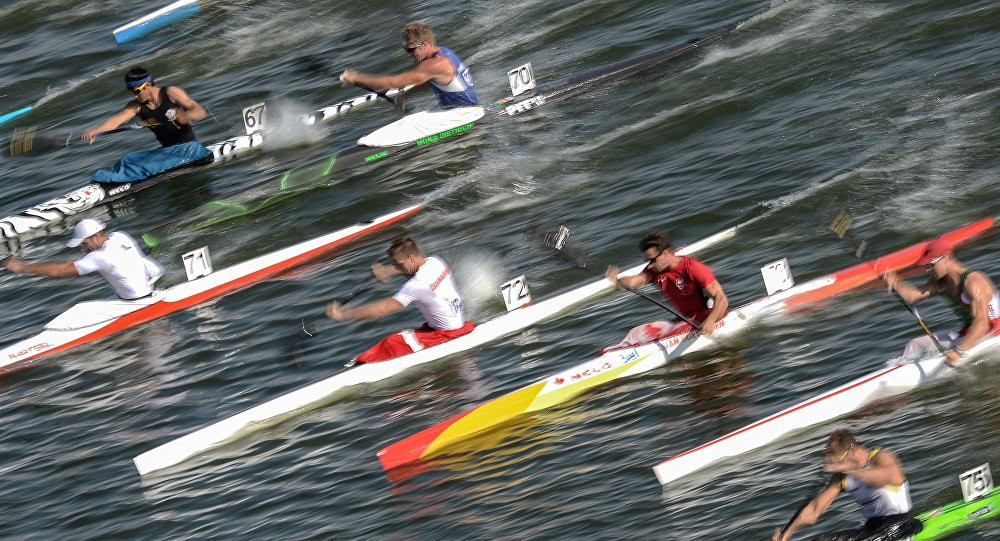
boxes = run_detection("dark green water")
[0,0,998,539]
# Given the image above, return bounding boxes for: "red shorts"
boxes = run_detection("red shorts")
[355,321,476,363]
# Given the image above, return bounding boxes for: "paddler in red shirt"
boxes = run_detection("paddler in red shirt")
[605,231,728,347]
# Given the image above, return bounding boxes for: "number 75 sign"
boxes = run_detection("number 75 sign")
[960,463,994,502]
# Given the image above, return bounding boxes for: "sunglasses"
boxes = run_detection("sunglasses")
[128,81,151,95]
[926,254,946,269]
[836,443,854,462]
[646,251,664,264]
[403,42,425,54]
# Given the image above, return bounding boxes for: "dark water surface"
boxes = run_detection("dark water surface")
[1,0,998,539]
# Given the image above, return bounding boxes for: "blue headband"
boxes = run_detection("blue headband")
[126,75,152,89]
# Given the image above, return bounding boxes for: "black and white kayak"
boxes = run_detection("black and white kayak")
[0,86,414,243]
[0,204,420,375]
[138,14,754,246]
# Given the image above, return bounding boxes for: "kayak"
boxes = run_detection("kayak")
[131,216,756,476]
[376,217,997,472]
[0,205,420,375]
[913,486,1000,540]
[0,87,410,244]
[136,16,751,248]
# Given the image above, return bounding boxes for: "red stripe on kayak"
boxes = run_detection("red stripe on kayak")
[657,362,905,465]
[377,407,476,471]
[3,207,421,372]
[784,217,995,309]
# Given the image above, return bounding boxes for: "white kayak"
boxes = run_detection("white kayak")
[0,205,421,374]
[131,218,754,476]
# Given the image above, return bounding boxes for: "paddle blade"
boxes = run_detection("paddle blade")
[534,225,590,269]
[141,233,163,250]
[297,55,333,76]
[818,200,868,258]
[280,319,320,368]
[6,127,70,157]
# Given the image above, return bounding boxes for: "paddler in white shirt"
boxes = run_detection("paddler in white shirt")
[772,429,922,541]
[882,237,1000,367]
[339,22,478,109]
[3,219,164,300]
[326,236,475,363]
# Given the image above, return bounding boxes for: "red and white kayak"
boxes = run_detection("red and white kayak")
[652,332,1000,487]
[0,205,421,375]
[131,217,757,476]
[376,216,996,472]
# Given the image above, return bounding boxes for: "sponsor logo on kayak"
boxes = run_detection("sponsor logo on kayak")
[364,151,388,162]
[8,341,51,360]
[967,504,993,519]
[415,122,475,146]
[550,349,640,386]
[107,183,132,196]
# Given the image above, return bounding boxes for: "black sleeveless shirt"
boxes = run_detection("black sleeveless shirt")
[135,86,197,147]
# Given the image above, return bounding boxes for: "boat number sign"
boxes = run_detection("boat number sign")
[960,463,994,503]
[242,102,267,135]
[507,62,536,97]
[760,258,794,296]
[182,246,214,281]
[500,275,531,311]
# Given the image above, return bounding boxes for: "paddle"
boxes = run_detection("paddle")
[297,55,402,108]
[280,284,367,367]
[775,479,830,541]
[777,496,811,539]
[819,203,948,355]
[535,225,708,333]
[5,124,148,157]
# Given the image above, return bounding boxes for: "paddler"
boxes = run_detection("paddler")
[3,219,164,301]
[882,237,1000,367]
[604,232,728,345]
[83,66,206,147]
[80,66,212,183]
[339,22,478,109]
[326,237,475,363]
[772,429,922,541]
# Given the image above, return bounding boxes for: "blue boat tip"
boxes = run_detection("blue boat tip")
[0,106,32,126]
[113,3,202,44]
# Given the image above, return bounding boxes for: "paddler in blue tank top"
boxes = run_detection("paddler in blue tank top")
[882,237,1000,367]
[80,67,212,183]
[82,66,207,147]
[339,22,478,109]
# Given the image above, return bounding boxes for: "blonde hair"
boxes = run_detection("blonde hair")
[401,22,435,45]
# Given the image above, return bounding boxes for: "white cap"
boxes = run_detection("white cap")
[67,218,105,247]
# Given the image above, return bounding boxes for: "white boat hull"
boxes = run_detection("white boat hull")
[651,336,1000,486]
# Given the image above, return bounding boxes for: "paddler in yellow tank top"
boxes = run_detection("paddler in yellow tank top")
[772,429,921,541]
